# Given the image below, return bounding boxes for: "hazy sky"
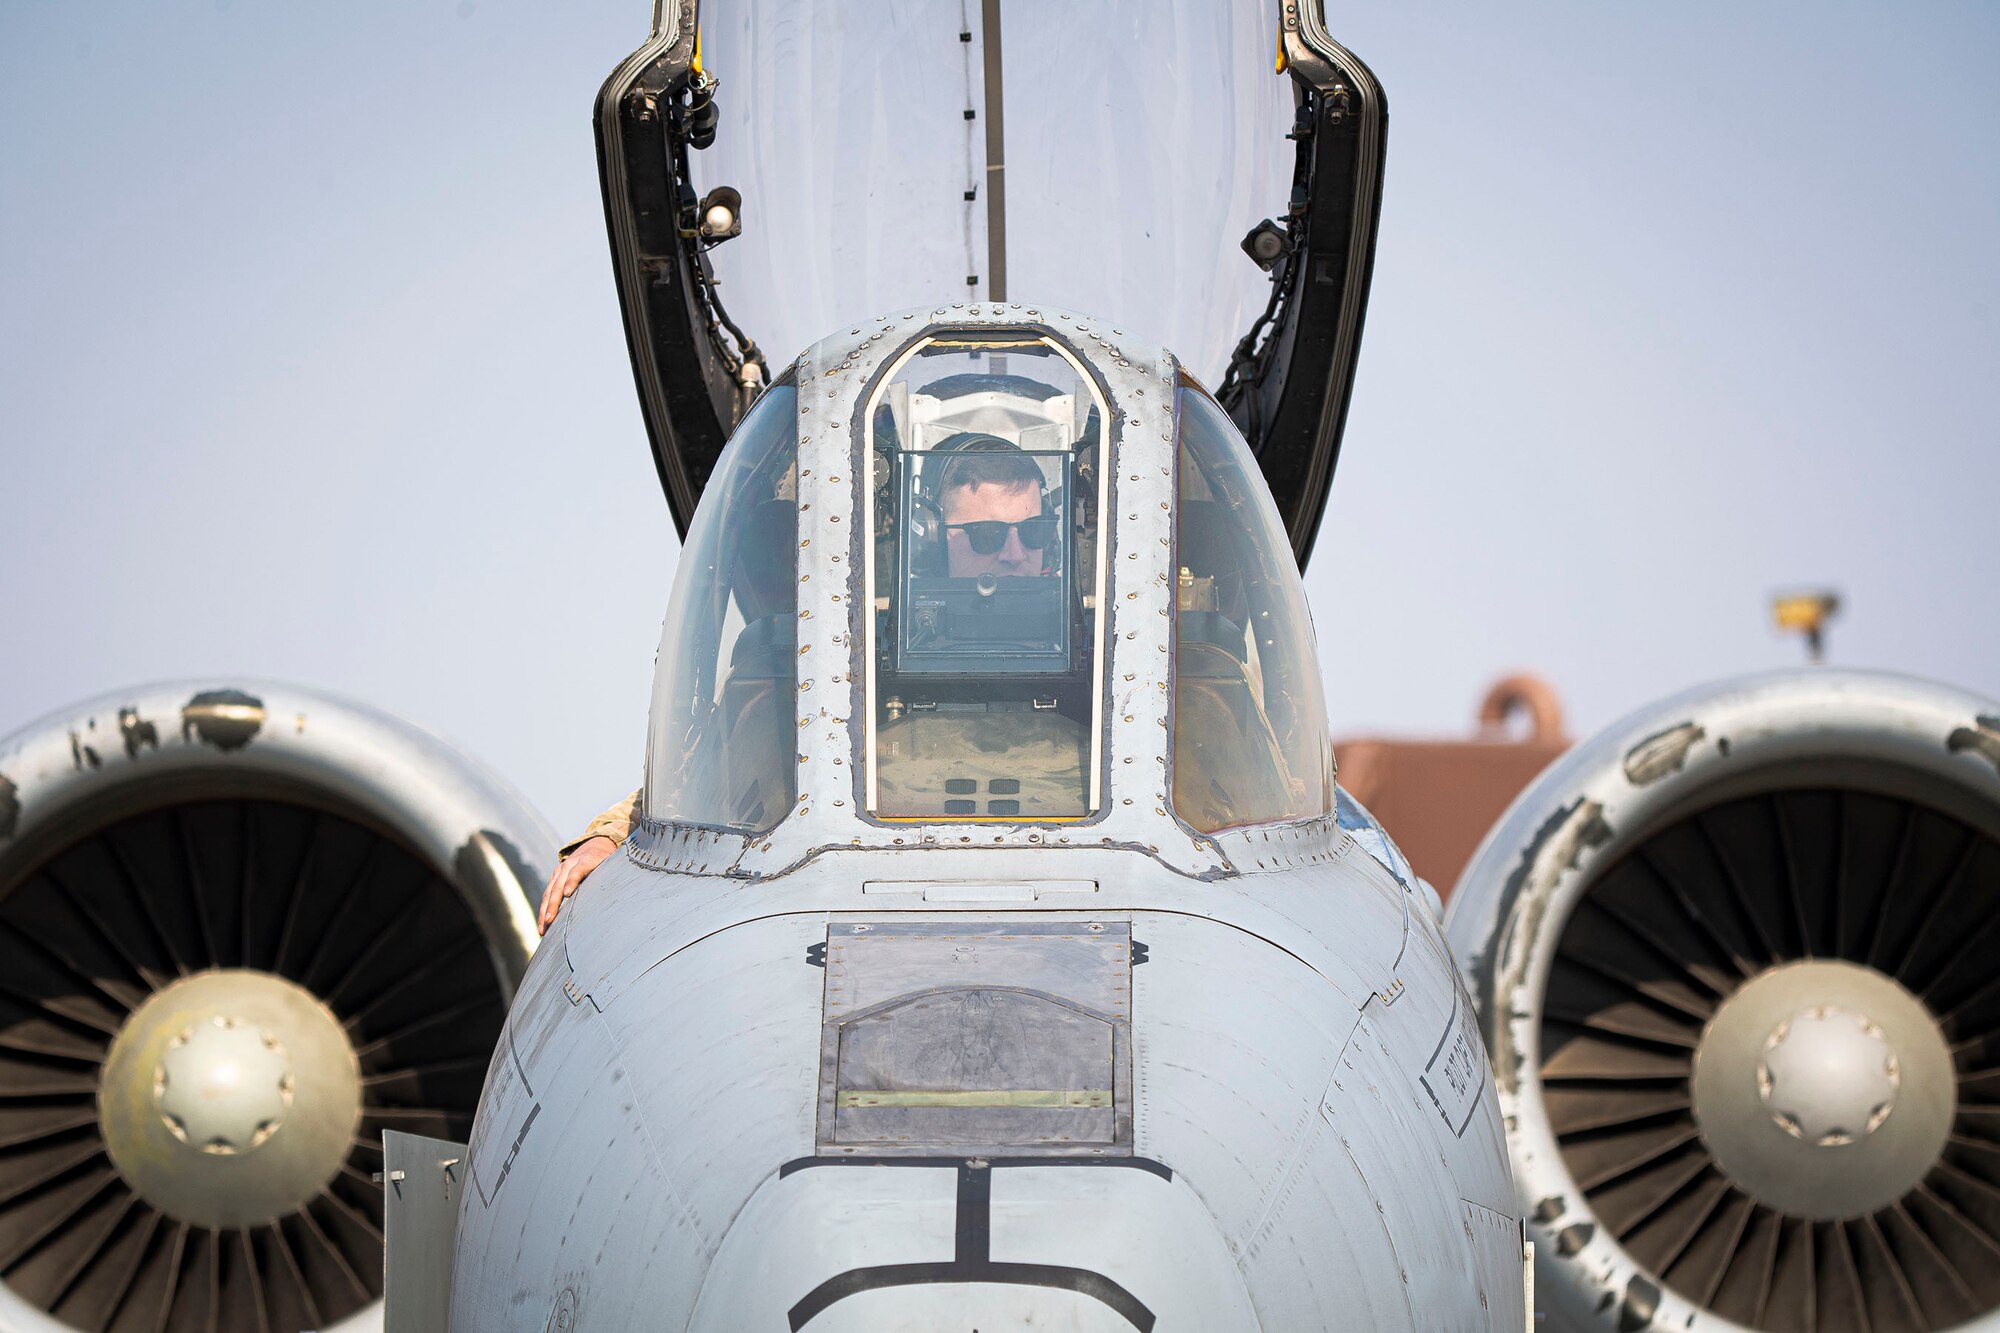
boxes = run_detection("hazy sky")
[3,3,1996,839]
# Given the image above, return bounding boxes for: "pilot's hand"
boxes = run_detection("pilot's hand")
[538,836,616,935]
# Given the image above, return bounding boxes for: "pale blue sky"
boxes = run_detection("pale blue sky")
[3,3,1995,837]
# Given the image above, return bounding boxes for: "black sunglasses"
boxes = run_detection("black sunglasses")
[944,517,1059,555]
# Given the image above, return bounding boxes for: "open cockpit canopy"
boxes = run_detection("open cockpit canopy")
[597,0,1384,567]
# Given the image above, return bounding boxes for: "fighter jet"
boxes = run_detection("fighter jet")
[432,2,1533,1328]
[4,4,1996,1332]
[443,5,2000,1329]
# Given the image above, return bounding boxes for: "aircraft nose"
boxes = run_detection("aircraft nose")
[686,1156,1254,1332]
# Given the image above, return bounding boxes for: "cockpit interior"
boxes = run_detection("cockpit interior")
[867,334,1105,821]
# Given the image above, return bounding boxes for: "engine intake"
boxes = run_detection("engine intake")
[1447,670,2000,1333]
[0,682,554,1333]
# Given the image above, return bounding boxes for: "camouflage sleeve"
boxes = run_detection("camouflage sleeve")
[558,789,640,857]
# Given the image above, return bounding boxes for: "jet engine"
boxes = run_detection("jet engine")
[0,681,554,1333]
[1447,670,2000,1333]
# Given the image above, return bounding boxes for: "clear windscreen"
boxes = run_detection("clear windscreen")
[644,378,800,831]
[690,0,1294,381]
[866,335,1107,820]
[1171,379,1334,831]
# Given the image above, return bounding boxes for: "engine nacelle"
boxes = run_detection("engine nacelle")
[1447,670,2000,1333]
[0,681,555,1333]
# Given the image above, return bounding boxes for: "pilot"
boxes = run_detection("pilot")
[930,441,1053,578]
[539,440,1061,934]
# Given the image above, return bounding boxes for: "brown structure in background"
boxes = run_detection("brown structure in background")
[1336,674,1571,899]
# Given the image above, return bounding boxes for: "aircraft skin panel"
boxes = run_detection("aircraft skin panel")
[1230,1078,1415,1332]
[1380,899,1519,1216]
[560,844,1407,1020]
[687,1166,960,1330]
[449,847,1511,1329]
[451,933,710,1332]
[1126,908,1371,1238]
[588,913,825,1244]
[980,1167,1262,1330]
[687,1161,1260,1331]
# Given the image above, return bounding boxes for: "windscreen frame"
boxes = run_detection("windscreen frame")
[856,328,1115,824]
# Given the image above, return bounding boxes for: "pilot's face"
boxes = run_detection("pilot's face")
[942,480,1044,577]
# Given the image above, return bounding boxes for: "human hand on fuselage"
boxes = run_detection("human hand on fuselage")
[537,835,616,934]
